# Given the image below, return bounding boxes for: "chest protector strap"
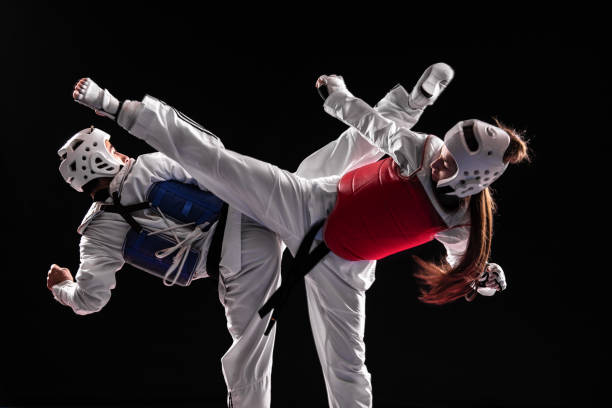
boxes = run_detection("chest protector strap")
[99,181,226,285]
[103,192,150,233]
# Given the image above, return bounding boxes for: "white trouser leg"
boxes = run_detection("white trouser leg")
[305,255,372,408]
[131,97,323,252]
[294,127,384,178]
[219,215,283,408]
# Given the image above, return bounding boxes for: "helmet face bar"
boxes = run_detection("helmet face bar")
[437,119,510,198]
[58,127,124,192]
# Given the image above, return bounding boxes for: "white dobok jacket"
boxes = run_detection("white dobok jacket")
[52,151,244,315]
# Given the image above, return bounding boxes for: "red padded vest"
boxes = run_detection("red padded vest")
[323,157,447,261]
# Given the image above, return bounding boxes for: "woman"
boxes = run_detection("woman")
[72,68,529,407]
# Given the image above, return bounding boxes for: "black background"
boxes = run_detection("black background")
[2,4,608,408]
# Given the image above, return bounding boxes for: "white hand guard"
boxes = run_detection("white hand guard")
[73,78,121,120]
[317,74,354,100]
[465,263,507,301]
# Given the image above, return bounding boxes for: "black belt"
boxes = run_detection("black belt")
[206,203,229,281]
[258,219,330,335]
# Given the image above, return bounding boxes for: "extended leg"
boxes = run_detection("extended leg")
[124,95,325,253]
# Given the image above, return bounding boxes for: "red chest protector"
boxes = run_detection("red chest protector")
[323,157,447,261]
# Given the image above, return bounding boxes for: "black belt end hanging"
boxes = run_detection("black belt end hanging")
[258,219,330,336]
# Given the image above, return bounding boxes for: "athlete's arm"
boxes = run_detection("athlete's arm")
[50,234,124,315]
[47,264,74,289]
[319,79,430,174]
[295,80,437,178]
[435,227,507,300]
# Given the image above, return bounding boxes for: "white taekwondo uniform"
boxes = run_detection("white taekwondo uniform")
[52,146,284,407]
[53,83,445,407]
[106,83,470,407]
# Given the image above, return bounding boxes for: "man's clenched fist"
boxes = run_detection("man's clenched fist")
[47,264,74,290]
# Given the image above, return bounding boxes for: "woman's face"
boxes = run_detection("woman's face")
[430,145,458,183]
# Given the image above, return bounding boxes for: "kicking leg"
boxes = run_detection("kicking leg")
[117,93,320,253]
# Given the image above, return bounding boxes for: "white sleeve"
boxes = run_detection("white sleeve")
[373,84,424,129]
[135,152,218,194]
[295,85,426,178]
[120,95,225,156]
[434,226,470,268]
[294,126,384,178]
[323,91,430,175]
[52,234,124,315]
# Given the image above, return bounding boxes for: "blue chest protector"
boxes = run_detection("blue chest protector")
[101,181,226,286]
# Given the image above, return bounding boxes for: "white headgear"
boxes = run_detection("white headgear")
[58,127,124,192]
[437,119,510,198]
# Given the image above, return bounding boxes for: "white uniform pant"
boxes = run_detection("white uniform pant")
[133,101,377,407]
[199,139,373,408]
[218,214,282,408]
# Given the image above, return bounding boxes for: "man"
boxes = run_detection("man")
[49,63,454,407]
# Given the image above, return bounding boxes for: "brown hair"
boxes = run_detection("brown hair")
[414,119,530,305]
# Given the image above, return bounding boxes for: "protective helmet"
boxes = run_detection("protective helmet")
[58,127,124,192]
[437,119,510,198]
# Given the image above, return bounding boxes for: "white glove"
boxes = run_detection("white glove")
[72,77,121,120]
[316,74,354,100]
[465,263,507,301]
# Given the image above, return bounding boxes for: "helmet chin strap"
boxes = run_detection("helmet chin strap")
[431,178,462,210]
[436,167,462,197]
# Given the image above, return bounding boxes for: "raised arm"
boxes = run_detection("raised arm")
[321,87,429,174]
[296,64,454,178]
[316,67,453,175]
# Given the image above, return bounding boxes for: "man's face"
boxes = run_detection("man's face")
[430,145,458,183]
[105,140,130,164]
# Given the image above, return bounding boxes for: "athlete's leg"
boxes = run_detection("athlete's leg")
[294,127,384,179]
[304,256,373,408]
[126,95,327,253]
[219,215,283,408]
